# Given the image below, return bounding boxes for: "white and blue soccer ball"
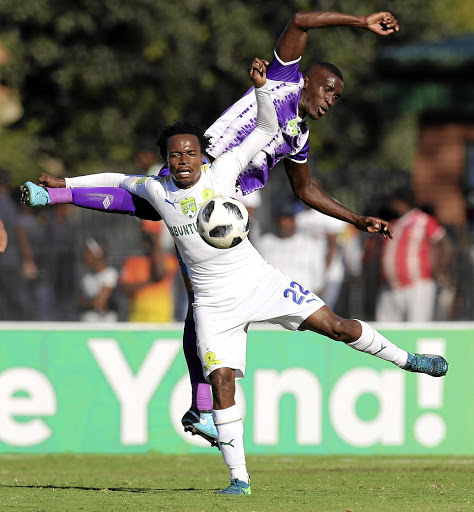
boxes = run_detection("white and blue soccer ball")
[197,195,250,249]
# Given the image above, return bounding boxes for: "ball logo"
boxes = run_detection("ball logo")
[196,195,250,249]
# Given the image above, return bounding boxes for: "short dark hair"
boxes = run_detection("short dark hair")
[305,61,344,82]
[156,121,212,162]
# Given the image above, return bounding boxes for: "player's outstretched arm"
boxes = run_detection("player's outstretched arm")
[276,10,399,62]
[284,159,393,239]
[32,172,161,220]
[237,58,278,163]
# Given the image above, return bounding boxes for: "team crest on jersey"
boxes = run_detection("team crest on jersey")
[286,118,299,136]
[180,197,197,218]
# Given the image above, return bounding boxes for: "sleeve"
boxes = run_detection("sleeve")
[267,50,302,83]
[120,176,161,210]
[66,173,129,188]
[285,138,309,164]
[426,215,446,243]
[236,83,278,164]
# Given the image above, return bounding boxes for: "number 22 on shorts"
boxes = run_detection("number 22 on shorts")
[283,281,318,305]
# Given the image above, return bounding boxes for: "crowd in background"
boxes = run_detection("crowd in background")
[1,161,473,324]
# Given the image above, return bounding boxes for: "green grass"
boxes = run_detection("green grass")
[0,454,472,511]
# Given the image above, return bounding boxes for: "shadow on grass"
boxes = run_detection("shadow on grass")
[0,484,201,492]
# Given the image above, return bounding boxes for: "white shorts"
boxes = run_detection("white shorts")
[194,265,325,382]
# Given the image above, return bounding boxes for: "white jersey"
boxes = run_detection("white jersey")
[66,84,278,306]
[122,151,267,303]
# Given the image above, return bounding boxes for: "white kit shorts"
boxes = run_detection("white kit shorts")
[194,265,325,382]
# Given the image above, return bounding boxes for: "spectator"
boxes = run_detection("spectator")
[135,143,163,176]
[257,201,323,292]
[376,187,454,322]
[119,222,178,322]
[0,169,33,320]
[46,204,80,321]
[17,205,55,320]
[79,237,118,322]
[295,203,346,309]
[235,189,262,245]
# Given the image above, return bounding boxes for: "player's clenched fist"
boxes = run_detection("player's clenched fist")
[248,57,269,88]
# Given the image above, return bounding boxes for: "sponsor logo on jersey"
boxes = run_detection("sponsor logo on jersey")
[181,197,197,218]
[202,188,213,201]
[286,118,299,136]
[167,222,199,238]
[133,177,149,185]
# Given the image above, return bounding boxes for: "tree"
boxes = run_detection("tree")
[0,0,470,187]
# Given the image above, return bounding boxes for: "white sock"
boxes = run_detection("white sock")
[347,320,408,368]
[213,405,249,483]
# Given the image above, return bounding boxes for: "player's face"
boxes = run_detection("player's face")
[167,134,204,189]
[299,67,343,121]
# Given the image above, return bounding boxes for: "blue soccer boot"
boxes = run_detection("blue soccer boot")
[20,182,51,206]
[181,408,218,448]
[403,353,448,377]
[216,478,251,495]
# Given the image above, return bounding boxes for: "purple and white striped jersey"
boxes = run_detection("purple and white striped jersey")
[205,51,310,195]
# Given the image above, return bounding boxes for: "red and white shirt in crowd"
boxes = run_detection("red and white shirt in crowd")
[381,208,446,288]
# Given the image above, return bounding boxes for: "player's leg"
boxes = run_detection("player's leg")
[177,254,217,446]
[300,306,448,376]
[195,305,251,494]
[210,367,251,495]
[21,182,160,220]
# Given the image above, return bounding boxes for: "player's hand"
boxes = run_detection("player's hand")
[364,12,399,36]
[356,216,393,239]
[248,57,268,88]
[38,172,66,188]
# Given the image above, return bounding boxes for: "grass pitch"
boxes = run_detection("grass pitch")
[0,454,471,511]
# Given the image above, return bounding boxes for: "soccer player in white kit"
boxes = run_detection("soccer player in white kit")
[22,58,448,495]
[22,9,405,446]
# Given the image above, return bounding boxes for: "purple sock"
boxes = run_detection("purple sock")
[47,188,72,205]
[182,317,212,411]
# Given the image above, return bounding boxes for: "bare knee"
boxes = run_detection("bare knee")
[323,317,348,341]
[325,317,361,342]
[302,306,360,342]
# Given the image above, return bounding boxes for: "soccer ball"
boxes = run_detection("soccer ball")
[196,195,250,249]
